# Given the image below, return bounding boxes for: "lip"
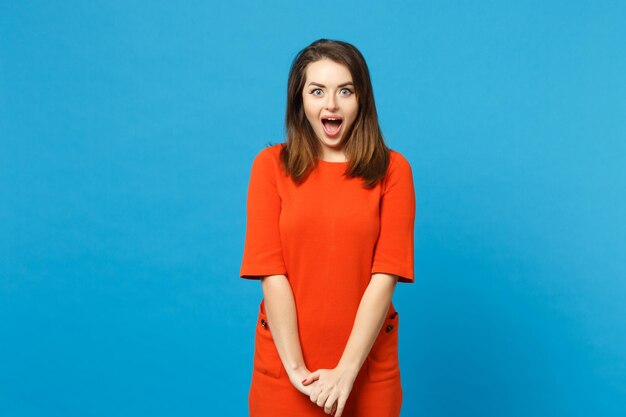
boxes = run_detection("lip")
[321,115,343,138]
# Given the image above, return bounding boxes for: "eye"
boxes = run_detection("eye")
[310,88,323,96]
[340,88,353,95]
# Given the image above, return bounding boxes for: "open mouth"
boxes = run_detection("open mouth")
[321,117,343,136]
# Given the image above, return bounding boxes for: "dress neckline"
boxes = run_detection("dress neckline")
[318,159,348,165]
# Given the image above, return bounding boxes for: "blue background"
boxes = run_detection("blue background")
[1,1,625,416]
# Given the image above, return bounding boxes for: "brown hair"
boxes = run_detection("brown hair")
[275,38,391,188]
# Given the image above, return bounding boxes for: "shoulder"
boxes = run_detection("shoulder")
[387,149,413,176]
[251,143,284,166]
[250,143,285,178]
[254,143,284,164]
[260,142,284,158]
[380,149,415,194]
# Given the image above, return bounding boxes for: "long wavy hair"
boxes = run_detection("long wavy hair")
[275,38,391,188]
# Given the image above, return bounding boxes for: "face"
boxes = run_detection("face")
[302,59,359,159]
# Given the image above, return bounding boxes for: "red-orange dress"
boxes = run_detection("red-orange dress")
[240,143,415,417]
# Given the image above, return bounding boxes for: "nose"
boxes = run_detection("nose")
[325,93,338,111]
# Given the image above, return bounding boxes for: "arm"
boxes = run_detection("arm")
[338,273,398,371]
[261,274,320,396]
[239,149,318,395]
[302,273,398,416]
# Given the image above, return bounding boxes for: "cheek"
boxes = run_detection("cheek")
[347,106,359,127]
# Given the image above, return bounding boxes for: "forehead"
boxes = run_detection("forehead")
[304,59,353,82]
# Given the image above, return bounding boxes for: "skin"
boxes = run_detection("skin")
[261,275,321,395]
[302,59,359,162]
[261,59,398,416]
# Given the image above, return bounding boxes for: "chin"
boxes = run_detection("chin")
[317,132,343,145]
[321,137,344,148]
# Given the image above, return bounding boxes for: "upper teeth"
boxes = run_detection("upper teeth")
[326,118,339,120]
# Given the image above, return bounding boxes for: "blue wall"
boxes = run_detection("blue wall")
[1,1,624,416]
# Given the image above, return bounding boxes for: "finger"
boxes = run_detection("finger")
[309,386,322,403]
[302,369,321,385]
[330,402,338,416]
[334,396,348,417]
[316,389,330,407]
[324,392,339,414]
[300,383,312,397]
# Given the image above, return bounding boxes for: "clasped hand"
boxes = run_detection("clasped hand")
[291,365,357,416]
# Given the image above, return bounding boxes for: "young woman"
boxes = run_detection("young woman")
[240,38,416,417]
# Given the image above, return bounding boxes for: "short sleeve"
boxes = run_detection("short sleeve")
[239,148,287,280]
[371,152,416,283]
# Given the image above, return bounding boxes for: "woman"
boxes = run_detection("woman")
[240,38,416,417]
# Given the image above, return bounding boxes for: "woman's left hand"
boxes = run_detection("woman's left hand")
[302,365,358,416]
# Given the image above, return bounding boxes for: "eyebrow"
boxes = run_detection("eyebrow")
[307,82,354,88]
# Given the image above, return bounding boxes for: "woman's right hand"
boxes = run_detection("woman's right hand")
[288,365,320,396]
